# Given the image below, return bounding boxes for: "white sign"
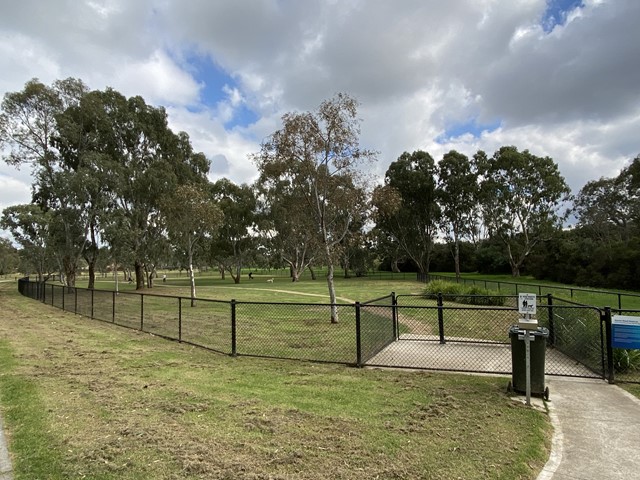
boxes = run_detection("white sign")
[518,293,537,315]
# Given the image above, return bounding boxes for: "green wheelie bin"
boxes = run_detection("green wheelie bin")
[508,325,549,400]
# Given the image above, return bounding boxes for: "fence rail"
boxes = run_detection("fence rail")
[420,273,640,310]
[17,278,639,384]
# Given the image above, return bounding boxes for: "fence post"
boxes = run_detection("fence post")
[231,299,237,357]
[547,294,555,347]
[140,294,144,331]
[437,292,445,344]
[603,307,614,384]
[391,292,399,340]
[178,297,182,342]
[355,302,362,367]
[618,293,622,310]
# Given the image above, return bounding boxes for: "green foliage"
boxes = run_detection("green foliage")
[613,348,640,373]
[424,280,505,306]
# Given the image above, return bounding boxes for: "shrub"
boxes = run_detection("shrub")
[424,280,465,296]
[613,348,640,373]
[424,281,506,306]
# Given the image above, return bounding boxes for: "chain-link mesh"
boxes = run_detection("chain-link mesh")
[113,292,143,330]
[14,279,615,380]
[92,289,114,322]
[235,302,356,363]
[180,298,231,353]
[537,304,604,378]
[359,301,396,364]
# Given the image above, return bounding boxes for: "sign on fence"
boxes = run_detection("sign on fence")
[518,293,537,315]
[612,315,640,350]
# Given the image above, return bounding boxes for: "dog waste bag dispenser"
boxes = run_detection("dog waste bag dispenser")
[509,293,549,403]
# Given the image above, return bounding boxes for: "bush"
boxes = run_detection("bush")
[613,348,640,373]
[424,281,506,306]
[424,280,465,296]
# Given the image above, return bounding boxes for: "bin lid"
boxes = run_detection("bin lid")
[509,325,549,337]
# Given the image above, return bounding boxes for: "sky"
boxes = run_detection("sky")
[1,0,639,220]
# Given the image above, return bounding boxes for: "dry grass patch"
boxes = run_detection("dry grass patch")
[0,283,551,479]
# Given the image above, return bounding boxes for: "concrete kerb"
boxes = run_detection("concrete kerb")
[0,412,12,480]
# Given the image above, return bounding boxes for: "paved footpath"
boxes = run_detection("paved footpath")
[0,411,11,480]
[538,376,640,480]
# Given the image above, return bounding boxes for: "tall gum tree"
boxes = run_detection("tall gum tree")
[253,93,375,323]
[0,78,89,286]
[372,150,440,275]
[437,150,479,280]
[162,183,223,306]
[477,146,571,277]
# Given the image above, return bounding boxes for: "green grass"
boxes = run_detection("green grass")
[0,341,68,479]
[0,281,551,479]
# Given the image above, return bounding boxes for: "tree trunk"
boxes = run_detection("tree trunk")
[391,258,401,273]
[309,266,317,280]
[453,234,461,281]
[326,262,338,323]
[188,263,197,307]
[134,261,145,290]
[62,256,76,289]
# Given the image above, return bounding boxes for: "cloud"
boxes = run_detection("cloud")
[0,0,638,205]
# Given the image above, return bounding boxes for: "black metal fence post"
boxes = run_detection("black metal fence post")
[603,307,614,384]
[231,299,237,356]
[355,302,362,367]
[547,294,555,346]
[437,292,445,344]
[391,291,398,340]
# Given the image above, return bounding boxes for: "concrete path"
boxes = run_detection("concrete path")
[538,377,640,480]
[0,412,12,480]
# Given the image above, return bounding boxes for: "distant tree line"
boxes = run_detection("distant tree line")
[1,78,639,312]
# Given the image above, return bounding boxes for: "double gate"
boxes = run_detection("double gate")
[363,294,614,381]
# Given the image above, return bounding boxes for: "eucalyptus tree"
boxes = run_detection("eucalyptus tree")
[0,238,19,275]
[477,146,570,277]
[372,150,440,275]
[0,78,89,286]
[162,183,223,305]
[1,204,56,280]
[255,178,319,282]
[209,179,256,284]
[253,93,375,323]
[87,90,209,289]
[437,150,479,279]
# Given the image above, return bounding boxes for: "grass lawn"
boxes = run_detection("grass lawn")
[0,281,551,479]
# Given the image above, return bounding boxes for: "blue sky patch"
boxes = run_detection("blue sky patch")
[185,53,258,128]
[541,0,584,33]
[436,118,501,144]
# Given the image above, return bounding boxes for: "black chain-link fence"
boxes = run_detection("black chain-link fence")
[17,278,631,382]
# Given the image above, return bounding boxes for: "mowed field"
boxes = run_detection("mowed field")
[0,277,552,479]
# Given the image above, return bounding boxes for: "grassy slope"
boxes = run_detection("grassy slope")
[0,281,551,479]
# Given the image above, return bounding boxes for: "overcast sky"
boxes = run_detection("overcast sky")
[1,0,639,217]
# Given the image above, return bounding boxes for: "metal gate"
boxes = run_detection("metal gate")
[363,294,607,379]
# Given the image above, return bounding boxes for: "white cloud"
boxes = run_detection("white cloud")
[0,0,638,204]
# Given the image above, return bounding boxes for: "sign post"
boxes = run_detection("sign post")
[518,293,538,406]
